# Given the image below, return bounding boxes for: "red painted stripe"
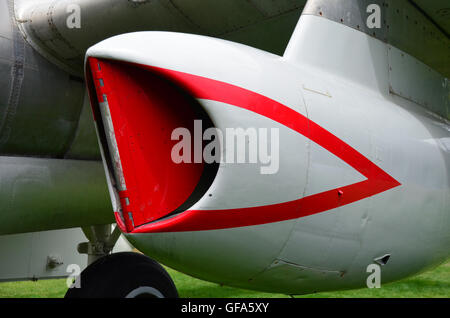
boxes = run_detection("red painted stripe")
[115,65,401,233]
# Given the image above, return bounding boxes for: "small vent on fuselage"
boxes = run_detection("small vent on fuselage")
[374,254,391,266]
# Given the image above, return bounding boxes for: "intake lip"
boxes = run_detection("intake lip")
[86,57,219,232]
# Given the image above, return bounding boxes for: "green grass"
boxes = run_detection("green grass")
[0,261,448,298]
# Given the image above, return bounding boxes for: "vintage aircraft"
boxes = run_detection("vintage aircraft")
[0,0,448,297]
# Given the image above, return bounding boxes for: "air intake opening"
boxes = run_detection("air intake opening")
[86,58,218,232]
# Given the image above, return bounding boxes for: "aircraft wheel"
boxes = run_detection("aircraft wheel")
[65,252,178,298]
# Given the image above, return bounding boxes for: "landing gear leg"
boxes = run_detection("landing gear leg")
[77,224,121,265]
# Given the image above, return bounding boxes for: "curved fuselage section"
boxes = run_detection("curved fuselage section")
[86,17,449,294]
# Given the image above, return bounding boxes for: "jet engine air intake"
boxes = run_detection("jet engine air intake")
[86,58,219,232]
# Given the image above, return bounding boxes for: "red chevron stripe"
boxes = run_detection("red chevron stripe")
[118,65,401,233]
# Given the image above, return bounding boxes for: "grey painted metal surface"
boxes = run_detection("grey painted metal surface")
[64,91,100,160]
[302,0,449,120]
[0,1,92,158]
[0,0,308,160]
[0,0,447,294]
[0,225,133,281]
[0,227,87,281]
[89,16,448,293]
[388,45,449,119]
[303,0,450,77]
[0,156,113,235]
[14,0,306,75]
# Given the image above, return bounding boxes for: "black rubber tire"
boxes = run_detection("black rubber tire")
[65,252,178,298]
